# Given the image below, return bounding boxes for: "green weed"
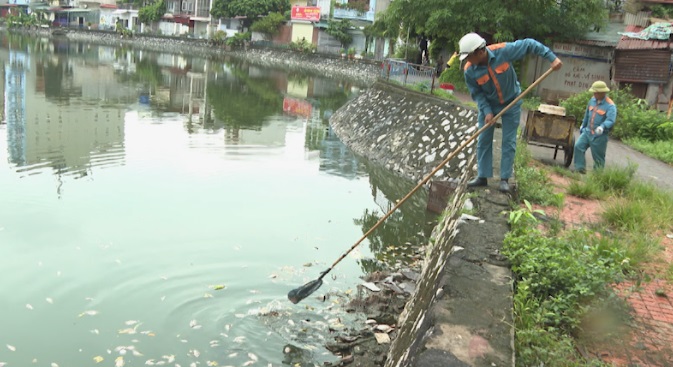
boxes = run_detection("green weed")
[566,179,606,199]
[514,140,564,207]
[504,228,627,366]
[590,165,637,194]
[602,200,646,232]
[550,166,575,178]
[516,166,565,207]
[623,138,673,165]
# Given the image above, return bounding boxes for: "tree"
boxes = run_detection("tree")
[250,12,287,38]
[381,0,607,50]
[326,19,353,48]
[211,0,290,26]
[138,0,166,24]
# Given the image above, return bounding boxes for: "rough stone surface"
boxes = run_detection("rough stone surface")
[330,81,478,184]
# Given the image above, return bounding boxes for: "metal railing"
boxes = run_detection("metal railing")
[379,58,440,93]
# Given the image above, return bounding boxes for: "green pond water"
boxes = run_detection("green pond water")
[0,34,433,367]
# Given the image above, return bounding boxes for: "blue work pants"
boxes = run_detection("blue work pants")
[476,102,521,180]
[574,131,608,171]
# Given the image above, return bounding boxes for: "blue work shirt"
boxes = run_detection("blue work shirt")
[580,97,617,132]
[464,39,558,116]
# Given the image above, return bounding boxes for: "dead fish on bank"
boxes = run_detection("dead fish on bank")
[282,344,313,366]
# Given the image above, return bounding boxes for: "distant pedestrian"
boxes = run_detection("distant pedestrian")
[459,32,563,192]
[573,81,617,174]
[436,55,444,76]
[419,37,429,64]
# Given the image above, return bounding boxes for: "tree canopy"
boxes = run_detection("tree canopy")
[379,0,608,49]
[325,19,353,48]
[211,0,290,21]
[138,0,166,24]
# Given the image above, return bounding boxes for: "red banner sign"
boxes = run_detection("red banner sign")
[291,6,320,22]
[283,97,312,118]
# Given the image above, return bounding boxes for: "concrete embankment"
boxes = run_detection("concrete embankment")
[331,81,514,367]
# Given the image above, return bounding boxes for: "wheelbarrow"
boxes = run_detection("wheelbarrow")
[521,105,576,168]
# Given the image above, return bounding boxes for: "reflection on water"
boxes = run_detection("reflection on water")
[0,34,437,366]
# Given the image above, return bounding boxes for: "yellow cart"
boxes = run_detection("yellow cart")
[521,105,576,168]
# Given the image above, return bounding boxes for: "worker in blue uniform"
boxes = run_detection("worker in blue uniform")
[573,81,617,174]
[459,33,563,192]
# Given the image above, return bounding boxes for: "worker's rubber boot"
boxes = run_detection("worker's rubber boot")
[467,177,488,187]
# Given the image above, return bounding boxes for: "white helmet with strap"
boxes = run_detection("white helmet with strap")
[459,33,486,61]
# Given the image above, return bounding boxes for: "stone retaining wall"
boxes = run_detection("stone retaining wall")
[330,80,478,184]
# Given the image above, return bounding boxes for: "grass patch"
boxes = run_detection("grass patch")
[510,144,673,366]
[590,165,636,194]
[514,141,564,207]
[616,233,662,270]
[430,88,459,102]
[550,166,576,178]
[566,179,606,199]
[623,138,673,165]
[602,199,647,232]
[504,226,627,366]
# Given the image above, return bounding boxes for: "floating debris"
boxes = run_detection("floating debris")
[374,324,394,333]
[374,333,391,344]
[360,282,381,292]
[189,320,202,329]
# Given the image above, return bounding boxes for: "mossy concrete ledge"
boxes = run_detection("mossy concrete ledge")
[330,80,514,367]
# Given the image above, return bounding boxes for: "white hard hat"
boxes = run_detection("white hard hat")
[458,33,486,61]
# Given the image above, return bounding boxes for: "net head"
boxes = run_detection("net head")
[287,279,323,304]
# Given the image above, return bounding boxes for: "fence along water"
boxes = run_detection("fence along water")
[380,59,441,93]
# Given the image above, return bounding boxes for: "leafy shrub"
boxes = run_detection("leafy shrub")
[504,229,626,333]
[438,54,468,93]
[226,32,251,47]
[393,43,420,63]
[211,30,226,46]
[325,19,352,48]
[139,0,166,24]
[289,38,316,53]
[250,12,286,38]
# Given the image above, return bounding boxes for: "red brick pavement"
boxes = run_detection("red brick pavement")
[596,233,673,366]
